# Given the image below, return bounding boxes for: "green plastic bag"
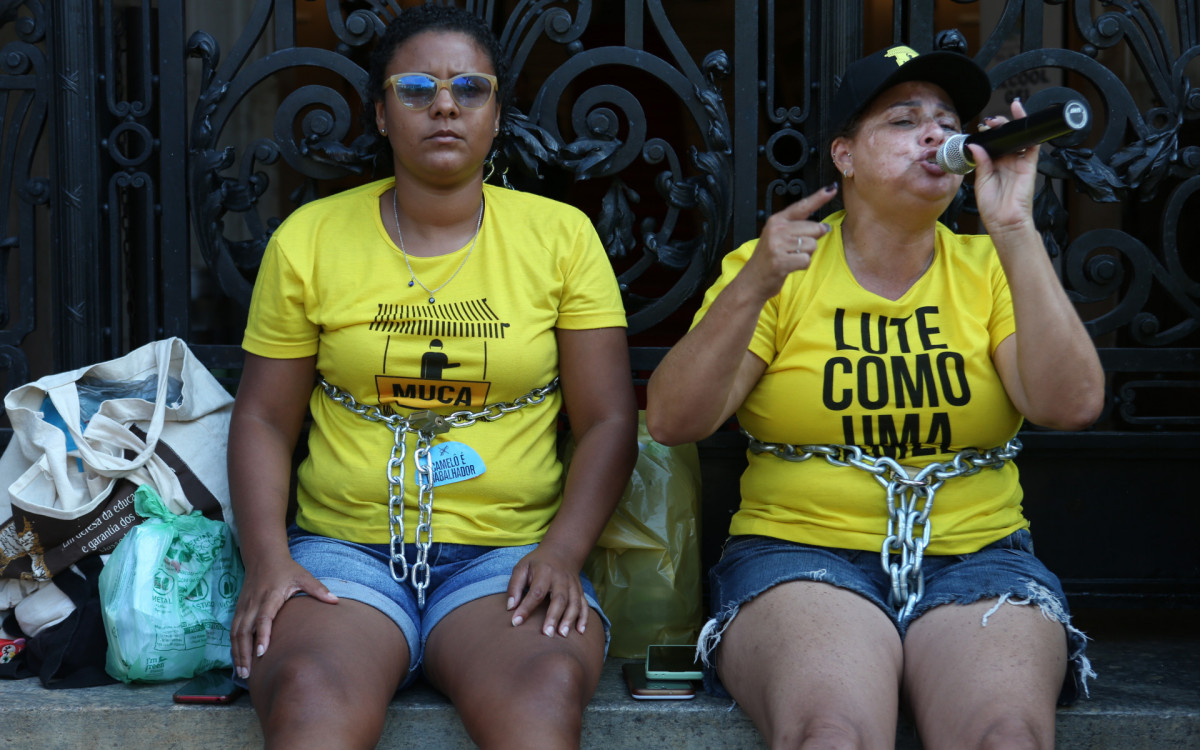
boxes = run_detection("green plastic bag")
[98,485,243,682]
[578,414,703,658]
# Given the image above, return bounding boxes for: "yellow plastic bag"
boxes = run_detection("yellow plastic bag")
[577,414,703,658]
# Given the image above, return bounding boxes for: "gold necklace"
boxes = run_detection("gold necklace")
[392,188,484,304]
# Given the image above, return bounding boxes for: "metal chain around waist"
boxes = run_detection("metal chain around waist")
[320,376,560,607]
[742,430,1021,619]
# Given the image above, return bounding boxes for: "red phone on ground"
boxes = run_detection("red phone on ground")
[172,669,246,705]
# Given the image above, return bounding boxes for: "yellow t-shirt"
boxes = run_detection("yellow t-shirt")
[243,179,627,545]
[693,210,1025,555]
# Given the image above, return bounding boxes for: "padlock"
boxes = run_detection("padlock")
[406,409,449,435]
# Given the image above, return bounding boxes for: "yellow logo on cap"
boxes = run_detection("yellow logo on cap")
[885,46,919,66]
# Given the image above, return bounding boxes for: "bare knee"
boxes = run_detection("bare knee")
[255,652,333,711]
[926,714,1050,750]
[502,649,593,714]
[768,714,874,750]
[251,655,389,749]
[974,716,1050,750]
[460,650,596,749]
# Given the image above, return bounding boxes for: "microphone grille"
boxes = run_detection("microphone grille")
[1064,100,1089,130]
[937,134,975,175]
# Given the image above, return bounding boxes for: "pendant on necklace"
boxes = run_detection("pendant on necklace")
[428,296,436,304]
[408,281,415,287]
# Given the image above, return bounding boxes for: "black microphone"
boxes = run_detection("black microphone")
[936,100,1090,175]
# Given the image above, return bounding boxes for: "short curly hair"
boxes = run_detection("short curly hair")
[365,5,513,125]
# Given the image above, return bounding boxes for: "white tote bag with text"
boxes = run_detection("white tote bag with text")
[0,338,236,612]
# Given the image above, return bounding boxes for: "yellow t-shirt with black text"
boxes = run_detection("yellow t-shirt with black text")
[244,179,627,545]
[693,210,1024,555]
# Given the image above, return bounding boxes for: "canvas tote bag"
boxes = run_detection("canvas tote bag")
[0,338,235,612]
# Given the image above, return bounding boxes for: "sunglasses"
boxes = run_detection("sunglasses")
[383,72,498,111]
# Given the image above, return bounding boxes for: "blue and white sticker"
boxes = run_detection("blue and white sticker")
[417,441,487,487]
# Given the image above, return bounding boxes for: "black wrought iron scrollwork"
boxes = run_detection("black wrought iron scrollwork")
[187,3,375,309]
[326,2,390,54]
[498,0,591,76]
[1110,113,1188,200]
[513,3,732,332]
[190,137,282,308]
[494,108,559,178]
[1117,377,1200,427]
[1,0,44,41]
[282,86,376,176]
[1042,146,1123,203]
[0,0,47,400]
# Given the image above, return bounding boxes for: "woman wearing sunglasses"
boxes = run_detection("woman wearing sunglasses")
[228,6,637,748]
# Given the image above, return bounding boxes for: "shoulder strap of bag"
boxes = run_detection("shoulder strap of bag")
[42,340,177,474]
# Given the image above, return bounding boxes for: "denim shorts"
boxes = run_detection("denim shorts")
[288,527,610,688]
[698,529,1092,705]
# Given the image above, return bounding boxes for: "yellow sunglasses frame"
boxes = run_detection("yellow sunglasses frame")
[382,72,499,110]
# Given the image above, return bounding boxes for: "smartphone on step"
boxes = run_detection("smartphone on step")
[645,643,703,681]
[172,669,246,705]
[622,662,696,700]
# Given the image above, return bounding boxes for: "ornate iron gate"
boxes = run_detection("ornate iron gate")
[2,0,1198,603]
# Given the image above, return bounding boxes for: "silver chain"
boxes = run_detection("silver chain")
[393,189,484,305]
[319,376,560,606]
[742,431,1021,619]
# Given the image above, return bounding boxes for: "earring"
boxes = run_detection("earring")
[380,128,387,136]
[843,170,850,178]
[483,150,497,182]
[493,126,500,136]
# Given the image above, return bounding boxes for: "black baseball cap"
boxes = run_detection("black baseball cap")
[830,45,992,134]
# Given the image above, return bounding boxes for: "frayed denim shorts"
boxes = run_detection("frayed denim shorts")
[699,529,1092,705]
[287,527,610,689]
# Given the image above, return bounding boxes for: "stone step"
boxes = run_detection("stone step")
[2,633,1196,749]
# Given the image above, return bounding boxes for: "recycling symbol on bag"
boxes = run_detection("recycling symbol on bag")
[153,570,174,595]
[219,572,239,601]
[185,577,210,602]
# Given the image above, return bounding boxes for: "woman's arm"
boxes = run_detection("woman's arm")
[645,290,769,446]
[228,353,338,679]
[506,327,637,637]
[646,187,837,445]
[987,227,1104,430]
[970,103,1105,430]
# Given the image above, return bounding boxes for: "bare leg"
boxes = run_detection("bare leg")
[716,581,903,750]
[248,596,410,750]
[424,593,606,750]
[904,598,1067,750]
